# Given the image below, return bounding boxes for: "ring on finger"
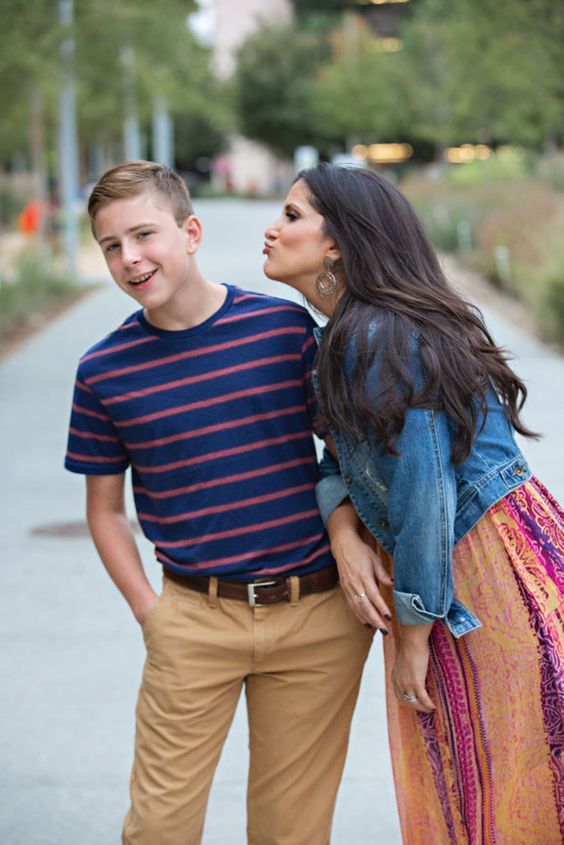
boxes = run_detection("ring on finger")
[401,692,418,703]
[355,592,367,601]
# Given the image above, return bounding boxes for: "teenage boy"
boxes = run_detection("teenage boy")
[65,161,373,845]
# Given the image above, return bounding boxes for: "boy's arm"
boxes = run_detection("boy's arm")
[86,474,157,625]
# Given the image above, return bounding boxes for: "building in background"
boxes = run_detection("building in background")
[213,0,293,194]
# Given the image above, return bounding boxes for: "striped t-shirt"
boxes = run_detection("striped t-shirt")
[65,285,334,581]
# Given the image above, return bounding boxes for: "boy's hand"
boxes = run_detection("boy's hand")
[134,589,159,627]
[86,474,159,627]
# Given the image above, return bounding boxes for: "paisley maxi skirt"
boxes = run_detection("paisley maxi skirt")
[382,478,563,844]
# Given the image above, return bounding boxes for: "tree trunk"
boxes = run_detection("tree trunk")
[29,85,51,260]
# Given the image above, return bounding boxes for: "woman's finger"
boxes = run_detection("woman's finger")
[344,584,389,633]
[414,686,435,712]
[364,578,392,621]
[371,551,393,587]
[393,679,435,713]
[398,690,435,714]
[392,645,435,712]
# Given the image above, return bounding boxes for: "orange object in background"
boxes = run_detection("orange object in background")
[17,201,52,235]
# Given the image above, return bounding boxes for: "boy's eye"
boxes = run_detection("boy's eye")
[137,231,153,239]
[104,242,120,253]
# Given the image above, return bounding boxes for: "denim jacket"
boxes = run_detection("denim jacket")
[313,326,531,638]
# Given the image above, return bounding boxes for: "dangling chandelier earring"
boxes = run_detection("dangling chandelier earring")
[315,256,337,298]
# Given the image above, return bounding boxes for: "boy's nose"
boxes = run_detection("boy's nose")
[121,244,141,268]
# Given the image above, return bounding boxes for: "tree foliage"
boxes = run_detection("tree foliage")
[234,24,329,158]
[443,0,564,146]
[0,0,61,161]
[313,23,407,146]
[235,0,564,160]
[3,0,563,180]
[0,0,229,173]
[397,0,564,150]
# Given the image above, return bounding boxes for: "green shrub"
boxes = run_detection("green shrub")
[404,181,480,253]
[0,254,76,342]
[0,187,25,227]
[446,150,530,187]
[539,276,564,344]
[533,242,564,345]
[402,173,564,347]
[472,188,564,339]
[536,153,564,191]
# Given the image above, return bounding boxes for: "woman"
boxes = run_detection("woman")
[263,163,563,844]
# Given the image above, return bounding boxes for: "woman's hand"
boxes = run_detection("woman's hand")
[327,502,393,633]
[392,623,435,713]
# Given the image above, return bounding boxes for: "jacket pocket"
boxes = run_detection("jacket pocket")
[364,460,389,500]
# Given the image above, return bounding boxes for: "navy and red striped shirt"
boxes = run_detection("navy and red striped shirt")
[65,285,333,581]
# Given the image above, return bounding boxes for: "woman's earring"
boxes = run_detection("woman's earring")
[315,256,337,298]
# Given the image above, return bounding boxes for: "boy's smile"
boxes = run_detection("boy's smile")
[128,268,158,289]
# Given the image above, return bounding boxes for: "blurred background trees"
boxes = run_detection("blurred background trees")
[2,0,563,193]
[1,0,563,343]
[0,0,227,197]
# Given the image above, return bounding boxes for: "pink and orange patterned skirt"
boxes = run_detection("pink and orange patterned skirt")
[383,478,563,844]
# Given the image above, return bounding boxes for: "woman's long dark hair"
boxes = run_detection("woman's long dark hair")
[300,163,537,463]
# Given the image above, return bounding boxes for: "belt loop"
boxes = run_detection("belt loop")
[288,575,300,606]
[208,576,219,609]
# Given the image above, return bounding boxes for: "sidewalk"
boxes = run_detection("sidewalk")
[0,198,562,845]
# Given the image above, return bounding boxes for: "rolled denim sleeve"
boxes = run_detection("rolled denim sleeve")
[316,446,349,525]
[387,405,461,629]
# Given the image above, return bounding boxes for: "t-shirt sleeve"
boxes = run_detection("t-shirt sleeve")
[64,367,130,475]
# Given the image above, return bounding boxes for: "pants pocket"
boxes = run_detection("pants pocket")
[140,592,163,646]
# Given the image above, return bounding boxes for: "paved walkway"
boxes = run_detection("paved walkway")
[0,199,562,845]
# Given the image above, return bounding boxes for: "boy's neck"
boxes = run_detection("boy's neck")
[144,270,227,332]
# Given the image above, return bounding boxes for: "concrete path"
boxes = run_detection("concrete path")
[0,198,562,845]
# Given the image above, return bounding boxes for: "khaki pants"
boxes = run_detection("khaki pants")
[122,575,372,845]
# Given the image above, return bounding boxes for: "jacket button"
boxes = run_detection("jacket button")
[344,476,352,484]
[379,519,389,529]
[515,465,525,477]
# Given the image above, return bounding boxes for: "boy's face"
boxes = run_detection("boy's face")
[94,191,201,320]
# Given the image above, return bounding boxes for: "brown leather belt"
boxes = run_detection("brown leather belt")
[164,564,339,607]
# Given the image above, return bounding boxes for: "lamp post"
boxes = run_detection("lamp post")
[58,0,79,278]
[152,96,174,167]
[121,44,142,160]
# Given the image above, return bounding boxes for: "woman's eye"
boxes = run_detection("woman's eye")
[285,211,299,221]
[105,242,119,253]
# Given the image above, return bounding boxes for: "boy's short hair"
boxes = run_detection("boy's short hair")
[88,160,193,228]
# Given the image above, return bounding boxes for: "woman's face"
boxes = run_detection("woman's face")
[263,179,340,314]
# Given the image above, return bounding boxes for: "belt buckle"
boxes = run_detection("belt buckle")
[247,579,278,607]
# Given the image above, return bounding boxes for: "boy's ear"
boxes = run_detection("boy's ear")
[182,214,202,254]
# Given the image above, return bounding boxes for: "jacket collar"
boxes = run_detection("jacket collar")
[313,325,326,345]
